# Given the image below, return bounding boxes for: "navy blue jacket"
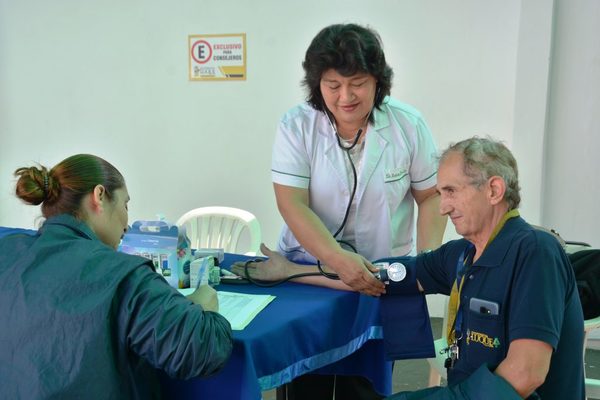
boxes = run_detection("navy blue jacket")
[0,215,233,399]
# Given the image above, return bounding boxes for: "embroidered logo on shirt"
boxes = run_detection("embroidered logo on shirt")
[466,329,501,348]
[384,168,407,183]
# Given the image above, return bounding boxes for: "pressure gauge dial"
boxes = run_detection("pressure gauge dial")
[375,262,408,283]
[386,262,407,282]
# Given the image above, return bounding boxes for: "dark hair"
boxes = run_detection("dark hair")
[14,154,125,218]
[440,137,521,209]
[302,23,393,116]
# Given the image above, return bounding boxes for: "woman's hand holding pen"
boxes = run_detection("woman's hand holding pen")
[187,285,219,312]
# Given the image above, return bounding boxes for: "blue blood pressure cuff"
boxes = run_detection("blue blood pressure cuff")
[376,256,435,360]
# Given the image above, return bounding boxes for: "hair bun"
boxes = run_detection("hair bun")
[14,165,57,206]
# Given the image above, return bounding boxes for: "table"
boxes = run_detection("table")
[160,254,434,400]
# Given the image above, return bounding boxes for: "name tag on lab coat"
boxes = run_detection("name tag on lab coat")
[385,168,407,183]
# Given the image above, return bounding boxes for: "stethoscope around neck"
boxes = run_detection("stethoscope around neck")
[316,108,373,279]
[329,114,364,152]
[242,107,374,286]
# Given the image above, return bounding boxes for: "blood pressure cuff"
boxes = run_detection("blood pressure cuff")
[377,256,435,360]
[385,363,527,400]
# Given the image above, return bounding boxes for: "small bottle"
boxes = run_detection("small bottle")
[208,263,221,287]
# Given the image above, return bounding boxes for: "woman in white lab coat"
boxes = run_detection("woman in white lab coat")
[271,23,447,399]
[272,23,446,295]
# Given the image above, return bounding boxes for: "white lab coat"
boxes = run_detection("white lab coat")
[272,97,438,263]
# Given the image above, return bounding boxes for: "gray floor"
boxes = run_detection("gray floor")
[263,317,600,398]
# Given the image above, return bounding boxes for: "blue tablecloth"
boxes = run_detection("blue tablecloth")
[162,281,393,399]
[161,254,434,400]
[0,227,37,238]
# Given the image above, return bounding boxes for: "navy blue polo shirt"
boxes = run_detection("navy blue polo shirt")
[417,217,584,400]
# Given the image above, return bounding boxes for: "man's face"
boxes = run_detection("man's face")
[436,152,493,242]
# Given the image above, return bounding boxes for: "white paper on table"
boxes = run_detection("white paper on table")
[178,288,275,330]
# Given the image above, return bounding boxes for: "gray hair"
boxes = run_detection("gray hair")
[440,137,521,209]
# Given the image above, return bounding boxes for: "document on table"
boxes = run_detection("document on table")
[178,288,275,330]
[217,291,275,330]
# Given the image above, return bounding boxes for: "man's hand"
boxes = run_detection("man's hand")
[231,244,385,295]
[330,250,386,296]
[186,285,219,312]
[231,243,292,281]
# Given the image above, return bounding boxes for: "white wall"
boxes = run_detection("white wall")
[3,1,597,316]
[543,0,600,247]
[0,0,520,246]
[511,0,554,225]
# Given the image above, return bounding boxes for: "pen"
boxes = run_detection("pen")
[221,269,237,277]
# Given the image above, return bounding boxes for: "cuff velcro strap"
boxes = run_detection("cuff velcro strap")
[379,293,435,361]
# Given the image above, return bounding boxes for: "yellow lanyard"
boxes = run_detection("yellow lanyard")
[445,209,520,344]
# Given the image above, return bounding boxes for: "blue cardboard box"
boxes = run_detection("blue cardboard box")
[119,220,191,288]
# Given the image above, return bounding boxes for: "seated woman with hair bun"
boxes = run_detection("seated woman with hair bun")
[0,154,233,399]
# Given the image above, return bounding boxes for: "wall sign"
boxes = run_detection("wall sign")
[188,33,246,81]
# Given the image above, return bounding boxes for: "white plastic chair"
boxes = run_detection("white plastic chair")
[565,243,600,399]
[176,206,262,256]
[584,315,600,399]
[427,295,450,387]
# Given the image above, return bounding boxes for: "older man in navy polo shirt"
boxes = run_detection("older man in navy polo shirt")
[385,137,584,399]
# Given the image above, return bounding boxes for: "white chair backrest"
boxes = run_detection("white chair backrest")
[176,207,261,256]
[427,295,450,387]
[440,295,450,345]
[584,315,600,399]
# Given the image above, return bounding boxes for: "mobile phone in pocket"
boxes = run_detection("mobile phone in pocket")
[469,297,499,315]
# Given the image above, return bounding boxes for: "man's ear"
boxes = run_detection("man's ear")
[89,185,106,213]
[488,176,506,205]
